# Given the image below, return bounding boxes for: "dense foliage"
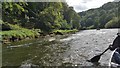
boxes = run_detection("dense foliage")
[78,2,120,29]
[2,1,120,33]
[2,2,81,32]
[0,20,40,42]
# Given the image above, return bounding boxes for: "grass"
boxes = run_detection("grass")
[53,29,78,34]
[0,21,40,42]
[0,29,39,40]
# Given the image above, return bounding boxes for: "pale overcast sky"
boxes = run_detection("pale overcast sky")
[66,0,115,12]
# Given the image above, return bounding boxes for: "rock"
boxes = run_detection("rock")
[48,37,55,42]
[10,36,18,42]
[49,33,55,37]
[39,32,46,36]
[2,40,11,44]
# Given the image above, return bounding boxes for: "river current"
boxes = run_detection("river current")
[2,29,118,67]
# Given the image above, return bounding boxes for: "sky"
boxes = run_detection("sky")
[66,0,117,12]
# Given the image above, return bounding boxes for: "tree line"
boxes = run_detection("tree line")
[2,2,81,32]
[78,2,120,29]
[2,1,120,32]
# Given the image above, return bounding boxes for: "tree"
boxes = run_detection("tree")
[105,17,119,28]
[2,2,81,32]
[2,2,28,25]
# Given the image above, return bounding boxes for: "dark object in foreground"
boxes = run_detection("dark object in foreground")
[87,54,101,62]
[109,48,120,67]
[87,46,110,63]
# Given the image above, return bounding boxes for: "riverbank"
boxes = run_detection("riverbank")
[1,21,40,44]
[1,21,78,44]
[1,29,78,44]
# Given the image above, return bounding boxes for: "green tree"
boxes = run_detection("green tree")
[105,17,119,28]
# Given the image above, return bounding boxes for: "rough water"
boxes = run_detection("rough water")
[2,29,118,67]
[60,29,118,66]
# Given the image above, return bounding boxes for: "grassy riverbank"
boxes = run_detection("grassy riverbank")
[1,21,78,44]
[1,29,40,43]
[1,21,40,44]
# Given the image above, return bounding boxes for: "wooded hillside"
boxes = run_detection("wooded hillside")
[78,2,120,29]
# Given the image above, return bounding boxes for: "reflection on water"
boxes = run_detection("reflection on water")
[2,29,118,67]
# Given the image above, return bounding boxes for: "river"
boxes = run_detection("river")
[2,29,118,67]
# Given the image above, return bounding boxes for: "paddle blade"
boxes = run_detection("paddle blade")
[87,55,101,62]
